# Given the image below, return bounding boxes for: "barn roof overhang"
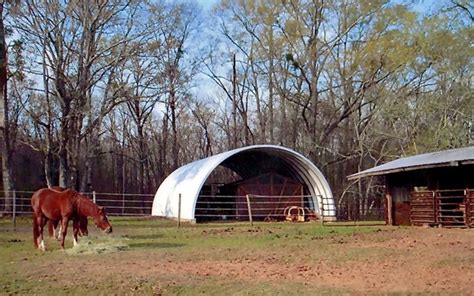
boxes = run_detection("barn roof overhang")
[347,146,474,180]
[152,145,335,221]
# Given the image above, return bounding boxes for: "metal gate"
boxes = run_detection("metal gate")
[410,189,472,228]
[436,190,466,228]
[467,190,474,227]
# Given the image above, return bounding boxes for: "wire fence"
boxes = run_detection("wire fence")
[0,190,155,217]
[194,194,335,223]
[0,190,382,224]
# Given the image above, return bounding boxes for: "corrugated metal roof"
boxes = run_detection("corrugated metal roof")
[152,145,335,221]
[348,146,474,180]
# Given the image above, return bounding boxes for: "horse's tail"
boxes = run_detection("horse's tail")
[32,213,39,248]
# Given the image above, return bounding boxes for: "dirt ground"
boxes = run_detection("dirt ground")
[11,224,473,295]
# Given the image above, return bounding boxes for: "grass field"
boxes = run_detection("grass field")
[0,217,473,295]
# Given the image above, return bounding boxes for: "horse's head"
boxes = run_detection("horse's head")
[94,206,112,234]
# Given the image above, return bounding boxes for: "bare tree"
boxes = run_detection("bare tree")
[0,0,15,212]
[16,0,144,188]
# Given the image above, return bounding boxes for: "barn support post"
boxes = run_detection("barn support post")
[466,189,472,228]
[177,193,181,228]
[386,194,393,226]
[92,191,96,204]
[246,194,253,226]
[12,189,16,231]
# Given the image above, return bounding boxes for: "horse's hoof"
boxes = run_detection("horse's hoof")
[39,240,46,251]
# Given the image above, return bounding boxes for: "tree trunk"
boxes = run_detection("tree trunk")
[137,123,146,213]
[232,54,237,149]
[0,2,14,212]
[42,29,53,188]
[268,29,274,143]
[161,112,169,175]
[58,117,69,188]
[170,86,179,171]
[44,151,53,188]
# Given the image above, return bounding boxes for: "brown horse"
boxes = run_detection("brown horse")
[46,187,89,242]
[47,187,89,244]
[31,187,112,251]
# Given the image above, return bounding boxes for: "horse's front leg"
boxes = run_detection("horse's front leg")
[49,220,61,240]
[60,218,69,250]
[56,223,62,240]
[47,220,54,238]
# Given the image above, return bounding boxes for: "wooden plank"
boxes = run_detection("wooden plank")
[410,191,435,225]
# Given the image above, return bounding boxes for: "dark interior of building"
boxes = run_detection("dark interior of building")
[194,151,315,222]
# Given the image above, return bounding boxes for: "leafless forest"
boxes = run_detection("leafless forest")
[0,1,472,217]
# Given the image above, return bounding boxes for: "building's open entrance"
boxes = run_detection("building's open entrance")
[194,151,318,222]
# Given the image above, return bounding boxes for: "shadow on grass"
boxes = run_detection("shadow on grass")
[123,234,164,240]
[129,242,185,249]
[322,221,386,227]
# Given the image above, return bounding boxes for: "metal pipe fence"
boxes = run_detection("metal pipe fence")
[193,194,335,222]
[0,190,155,217]
[0,190,382,223]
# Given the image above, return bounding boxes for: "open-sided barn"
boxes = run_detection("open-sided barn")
[348,146,474,228]
[213,173,306,222]
[152,145,335,223]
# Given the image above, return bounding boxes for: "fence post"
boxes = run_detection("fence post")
[320,196,324,226]
[122,192,125,215]
[246,194,253,227]
[177,193,181,228]
[92,191,96,204]
[12,190,16,231]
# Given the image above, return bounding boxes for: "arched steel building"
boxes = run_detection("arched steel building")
[152,145,335,222]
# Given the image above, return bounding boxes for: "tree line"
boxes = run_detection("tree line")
[0,0,472,218]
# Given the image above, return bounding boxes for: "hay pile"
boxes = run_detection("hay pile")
[65,237,129,255]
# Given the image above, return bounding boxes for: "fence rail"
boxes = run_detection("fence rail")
[0,190,154,217]
[0,190,383,223]
[194,194,336,223]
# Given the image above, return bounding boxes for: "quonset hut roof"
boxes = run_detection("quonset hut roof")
[348,146,474,180]
[152,145,335,221]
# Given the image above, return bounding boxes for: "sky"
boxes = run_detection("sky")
[195,0,219,11]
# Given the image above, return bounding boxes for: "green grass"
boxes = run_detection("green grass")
[0,216,386,295]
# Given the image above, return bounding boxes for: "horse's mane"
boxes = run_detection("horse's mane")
[74,193,100,217]
[47,186,69,194]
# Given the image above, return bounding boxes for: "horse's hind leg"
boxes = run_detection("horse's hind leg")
[72,220,80,246]
[37,215,47,251]
[60,218,69,250]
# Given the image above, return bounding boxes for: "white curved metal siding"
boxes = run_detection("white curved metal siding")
[152,145,335,221]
